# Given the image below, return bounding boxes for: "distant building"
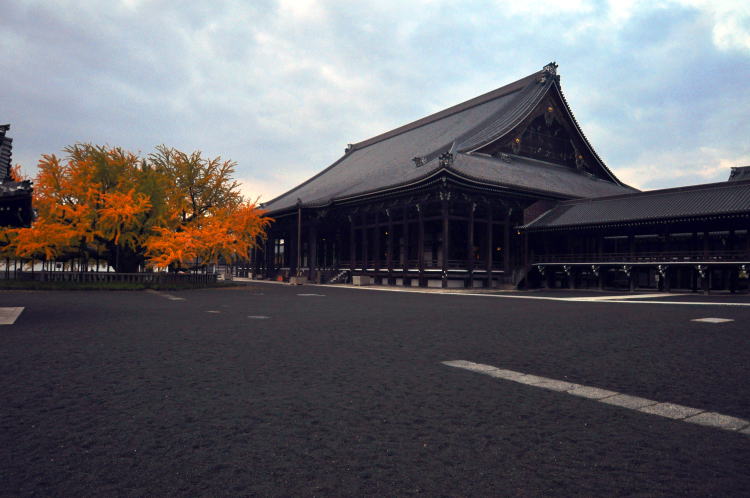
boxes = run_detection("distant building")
[0,124,33,227]
[256,64,750,292]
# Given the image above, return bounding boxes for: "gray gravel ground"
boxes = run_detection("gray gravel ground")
[1,284,749,496]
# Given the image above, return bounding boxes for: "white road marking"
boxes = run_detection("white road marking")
[442,360,750,436]
[599,300,750,307]
[691,318,734,323]
[568,293,673,301]
[145,289,185,301]
[248,315,270,319]
[309,283,750,306]
[297,293,325,297]
[0,307,24,325]
[206,310,221,314]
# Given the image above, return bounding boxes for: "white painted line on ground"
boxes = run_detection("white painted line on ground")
[567,293,673,301]
[0,307,24,325]
[145,289,185,301]
[206,310,221,314]
[600,394,657,410]
[247,315,270,319]
[307,283,750,306]
[600,300,750,307]
[691,318,735,323]
[297,293,325,297]
[442,360,750,436]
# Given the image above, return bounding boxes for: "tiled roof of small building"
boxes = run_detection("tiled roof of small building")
[521,179,750,230]
[0,124,12,182]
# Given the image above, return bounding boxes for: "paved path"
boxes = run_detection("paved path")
[1,284,749,495]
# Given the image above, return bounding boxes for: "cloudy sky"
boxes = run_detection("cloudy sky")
[3,0,749,201]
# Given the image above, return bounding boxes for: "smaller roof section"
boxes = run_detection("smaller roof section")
[521,179,750,231]
[729,166,750,182]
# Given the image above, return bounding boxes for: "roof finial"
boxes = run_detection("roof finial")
[543,61,558,75]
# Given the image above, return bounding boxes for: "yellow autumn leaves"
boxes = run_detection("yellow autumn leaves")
[0,144,271,272]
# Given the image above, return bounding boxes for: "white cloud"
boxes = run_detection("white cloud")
[674,0,750,52]
[616,147,750,190]
[2,0,748,198]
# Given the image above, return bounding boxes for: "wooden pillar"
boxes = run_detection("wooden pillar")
[308,220,317,282]
[387,210,394,284]
[349,215,355,273]
[252,240,260,277]
[335,229,342,269]
[628,233,635,260]
[703,230,709,259]
[402,207,409,286]
[466,202,475,288]
[503,209,511,272]
[418,204,425,286]
[295,205,302,276]
[441,200,449,288]
[703,267,711,295]
[628,234,635,292]
[486,205,493,288]
[522,231,529,288]
[567,266,574,289]
[691,265,698,293]
[361,213,368,272]
[374,212,381,273]
[264,237,271,275]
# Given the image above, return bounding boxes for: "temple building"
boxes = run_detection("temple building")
[522,170,750,292]
[257,64,750,292]
[0,124,33,228]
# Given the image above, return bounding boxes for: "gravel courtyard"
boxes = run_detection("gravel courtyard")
[1,284,749,496]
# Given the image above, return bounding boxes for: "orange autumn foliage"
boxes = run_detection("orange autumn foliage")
[143,202,271,269]
[2,144,271,271]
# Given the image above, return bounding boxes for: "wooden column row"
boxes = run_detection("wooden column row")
[344,199,511,287]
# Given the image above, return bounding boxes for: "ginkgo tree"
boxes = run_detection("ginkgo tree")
[0,144,271,272]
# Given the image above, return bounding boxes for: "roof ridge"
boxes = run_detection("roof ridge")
[348,70,544,152]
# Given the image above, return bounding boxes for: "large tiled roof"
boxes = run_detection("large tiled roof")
[262,65,631,214]
[521,180,750,230]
